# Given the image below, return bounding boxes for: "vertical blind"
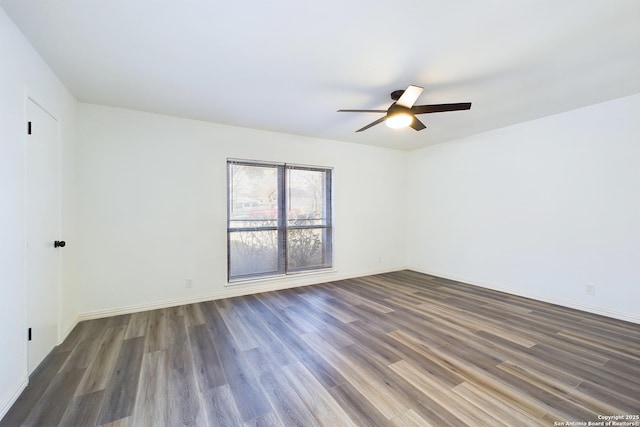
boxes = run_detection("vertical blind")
[227,159,332,281]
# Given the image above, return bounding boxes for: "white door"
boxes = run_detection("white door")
[26,98,61,374]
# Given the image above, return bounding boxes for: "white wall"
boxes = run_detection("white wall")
[76,104,407,317]
[0,8,78,418]
[406,93,640,322]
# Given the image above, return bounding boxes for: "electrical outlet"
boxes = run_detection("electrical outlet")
[186,279,193,288]
[585,284,595,296]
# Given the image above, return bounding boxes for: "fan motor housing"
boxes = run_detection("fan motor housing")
[390,90,405,101]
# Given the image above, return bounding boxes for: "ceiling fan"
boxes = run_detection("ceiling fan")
[338,85,472,132]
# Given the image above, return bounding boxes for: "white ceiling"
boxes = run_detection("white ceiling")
[2,1,639,150]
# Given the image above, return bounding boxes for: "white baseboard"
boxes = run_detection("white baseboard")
[0,378,27,421]
[78,266,406,321]
[408,267,640,324]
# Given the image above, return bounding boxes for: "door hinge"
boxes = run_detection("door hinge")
[27,121,32,135]
[28,327,32,341]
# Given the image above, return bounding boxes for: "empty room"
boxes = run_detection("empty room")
[1,1,639,426]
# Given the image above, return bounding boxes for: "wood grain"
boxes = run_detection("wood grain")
[2,270,639,426]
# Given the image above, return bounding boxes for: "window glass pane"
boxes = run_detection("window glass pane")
[287,228,332,271]
[229,230,281,278]
[229,164,279,228]
[287,168,328,226]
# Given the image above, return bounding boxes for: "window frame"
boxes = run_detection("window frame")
[227,159,333,282]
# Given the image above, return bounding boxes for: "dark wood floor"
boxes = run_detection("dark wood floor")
[2,270,639,426]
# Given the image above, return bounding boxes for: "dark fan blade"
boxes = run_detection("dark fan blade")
[410,117,426,131]
[355,116,386,132]
[411,102,472,114]
[338,109,387,113]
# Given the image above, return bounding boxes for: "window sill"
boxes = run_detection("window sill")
[226,268,337,287]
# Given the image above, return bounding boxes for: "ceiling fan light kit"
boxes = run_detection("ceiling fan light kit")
[386,105,414,129]
[338,85,472,132]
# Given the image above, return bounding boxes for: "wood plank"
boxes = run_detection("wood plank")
[243,295,348,388]
[55,318,102,354]
[496,360,627,418]
[145,309,167,353]
[258,369,319,427]
[389,409,434,427]
[161,309,208,426]
[187,323,226,390]
[58,390,104,427]
[302,332,409,420]
[184,302,205,327]
[300,291,360,323]
[76,325,127,395]
[574,379,640,414]
[96,336,145,425]
[22,367,86,427]
[215,297,260,351]
[327,383,390,427]
[343,341,470,425]
[124,311,149,339]
[199,385,244,427]
[389,360,510,427]
[59,326,103,373]
[229,297,295,368]
[451,382,542,426]
[99,416,131,427]
[131,350,168,426]
[200,300,272,423]
[165,341,207,426]
[280,361,358,427]
[243,411,281,427]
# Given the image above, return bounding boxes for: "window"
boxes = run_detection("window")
[227,159,332,281]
